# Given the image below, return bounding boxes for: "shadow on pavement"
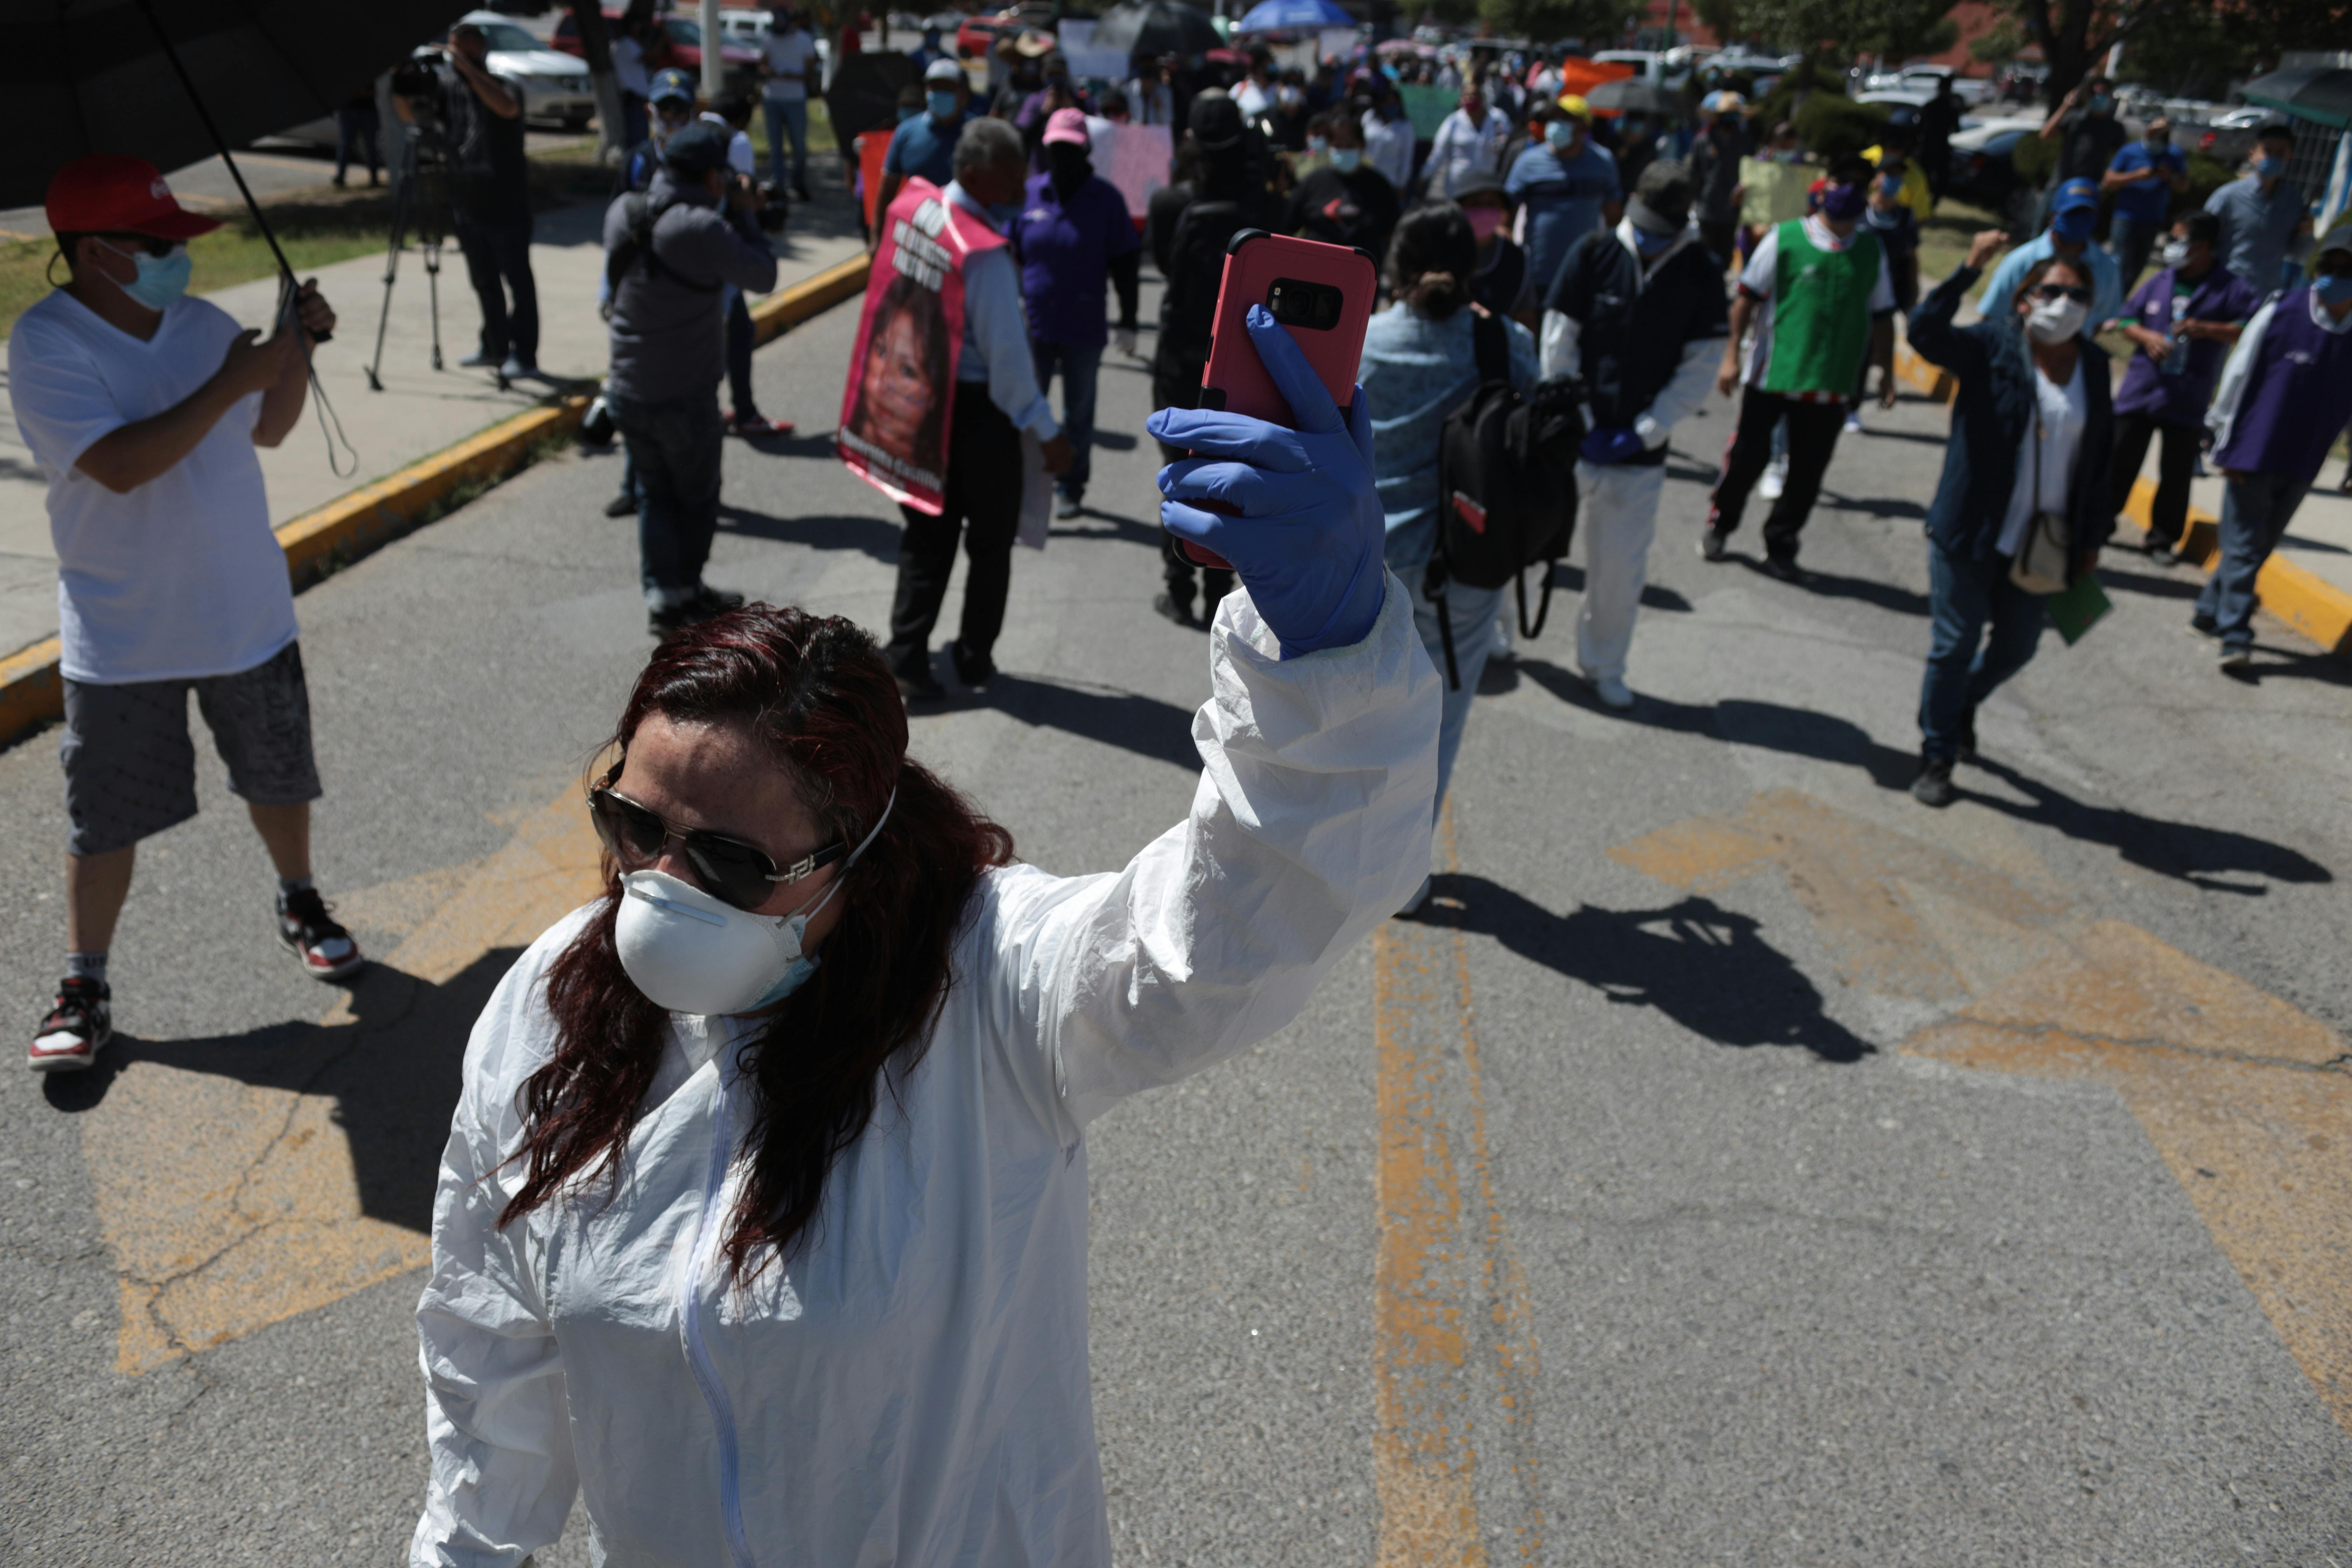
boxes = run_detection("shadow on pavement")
[1545,561,1693,611]
[1517,659,1920,788]
[718,505,902,561]
[2096,562,2205,601]
[979,673,1201,772]
[1962,756,2333,894]
[40,949,520,1234]
[1416,876,1875,1063]
[1722,552,1933,615]
[1051,505,1164,548]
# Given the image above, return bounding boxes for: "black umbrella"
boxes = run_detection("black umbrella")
[1583,77,1686,119]
[1090,0,1221,63]
[824,51,920,152]
[0,0,476,210]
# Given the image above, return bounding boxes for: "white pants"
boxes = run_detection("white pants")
[1574,458,1668,683]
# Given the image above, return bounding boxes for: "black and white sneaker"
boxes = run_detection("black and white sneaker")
[279,889,365,981]
[1697,525,1727,562]
[29,978,110,1072]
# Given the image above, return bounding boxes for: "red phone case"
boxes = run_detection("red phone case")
[1182,231,1378,571]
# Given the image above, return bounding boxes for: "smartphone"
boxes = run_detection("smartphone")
[1199,230,1378,426]
[1181,231,1378,570]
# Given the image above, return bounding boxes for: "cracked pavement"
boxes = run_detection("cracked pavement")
[2,273,2350,1565]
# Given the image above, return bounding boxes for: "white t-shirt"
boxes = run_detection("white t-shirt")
[762,27,817,99]
[8,291,298,685]
[1736,214,1899,389]
[611,34,650,98]
[1997,353,2087,558]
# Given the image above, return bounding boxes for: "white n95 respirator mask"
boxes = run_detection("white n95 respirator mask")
[613,789,895,1016]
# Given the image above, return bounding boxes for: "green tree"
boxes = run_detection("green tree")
[2110,0,2352,99]
[1735,0,1959,67]
[1474,0,1643,44]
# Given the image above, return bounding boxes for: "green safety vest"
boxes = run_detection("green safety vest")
[1760,218,1882,397]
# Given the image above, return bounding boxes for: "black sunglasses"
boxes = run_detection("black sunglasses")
[589,768,845,911]
[2030,283,2093,304]
[98,232,182,259]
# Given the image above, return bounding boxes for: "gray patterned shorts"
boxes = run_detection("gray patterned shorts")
[60,640,323,857]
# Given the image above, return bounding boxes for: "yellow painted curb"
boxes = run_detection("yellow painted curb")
[0,251,880,749]
[2123,477,2352,654]
[749,251,869,346]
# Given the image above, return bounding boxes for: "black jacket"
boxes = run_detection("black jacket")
[1906,264,2115,569]
[1545,227,1730,461]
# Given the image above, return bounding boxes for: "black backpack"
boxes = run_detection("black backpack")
[603,192,721,316]
[1427,311,1584,688]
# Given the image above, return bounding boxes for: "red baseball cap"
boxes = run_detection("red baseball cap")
[1043,107,1089,147]
[45,155,222,241]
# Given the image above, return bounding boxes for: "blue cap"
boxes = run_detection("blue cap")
[650,67,697,105]
[2051,177,2098,214]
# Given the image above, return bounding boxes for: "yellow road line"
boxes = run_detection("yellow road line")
[1372,806,1543,1566]
[1614,791,2352,1439]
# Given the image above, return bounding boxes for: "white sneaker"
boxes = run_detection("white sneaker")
[1759,455,1787,500]
[1843,410,1864,434]
[1590,673,1634,710]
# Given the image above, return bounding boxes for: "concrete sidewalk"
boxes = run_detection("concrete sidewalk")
[0,182,867,661]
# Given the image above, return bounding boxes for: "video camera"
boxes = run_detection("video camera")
[389,46,443,106]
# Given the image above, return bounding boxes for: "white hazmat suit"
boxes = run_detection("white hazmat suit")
[411,580,1440,1567]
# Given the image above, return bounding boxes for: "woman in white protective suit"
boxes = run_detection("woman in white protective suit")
[410,306,1441,1568]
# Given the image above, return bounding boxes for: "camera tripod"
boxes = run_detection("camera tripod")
[364,124,457,391]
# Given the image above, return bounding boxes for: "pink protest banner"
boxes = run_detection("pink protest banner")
[1107,123,1174,222]
[837,178,1007,514]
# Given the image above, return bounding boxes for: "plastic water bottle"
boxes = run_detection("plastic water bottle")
[2160,322,2188,377]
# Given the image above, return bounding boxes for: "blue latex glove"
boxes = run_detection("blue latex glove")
[1580,425,1646,465]
[1146,304,1387,658]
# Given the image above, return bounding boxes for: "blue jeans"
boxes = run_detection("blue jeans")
[609,390,726,602]
[1390,534,1500,817]
[1030,340,1102,500]
[764,96,809,188]
[2107,211,2159,293]
[334,105,379,182]
[1919,535,2046,762]
[2194,470,2308,651]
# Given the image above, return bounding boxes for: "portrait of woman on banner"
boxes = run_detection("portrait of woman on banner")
[845,273,951,486]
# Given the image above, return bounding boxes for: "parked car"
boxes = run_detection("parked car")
[550,8,764,94]
[2196,105,2268,170]
[957,8,1018,60]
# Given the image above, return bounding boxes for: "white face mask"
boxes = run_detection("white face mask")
[614,789,894,1016]
[2158,238,2190,269]
[2025,295,2088,343]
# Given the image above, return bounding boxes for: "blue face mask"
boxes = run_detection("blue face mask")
[2088,94,2112,114]
[928,89,959,120]
[1307,134,1330,156]
[1632,226,1673,255]
[2317,273,2352,307]
[1330,147,1363,174]
[1545,120,1578,153]
[100,240,191,313]
[2255,155,2286,179]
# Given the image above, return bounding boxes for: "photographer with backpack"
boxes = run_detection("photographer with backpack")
[601,122,777,634]
[1357,203,1538,912]
[1541,161,1729,709]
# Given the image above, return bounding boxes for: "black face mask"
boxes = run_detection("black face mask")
[1046,142,1091,201]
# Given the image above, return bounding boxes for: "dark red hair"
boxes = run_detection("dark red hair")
[497,604,1016,1278]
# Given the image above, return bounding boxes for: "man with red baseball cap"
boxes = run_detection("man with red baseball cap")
[8,154,354,1073]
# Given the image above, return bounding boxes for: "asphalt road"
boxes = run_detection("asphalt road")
[2,271,2348,1566]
